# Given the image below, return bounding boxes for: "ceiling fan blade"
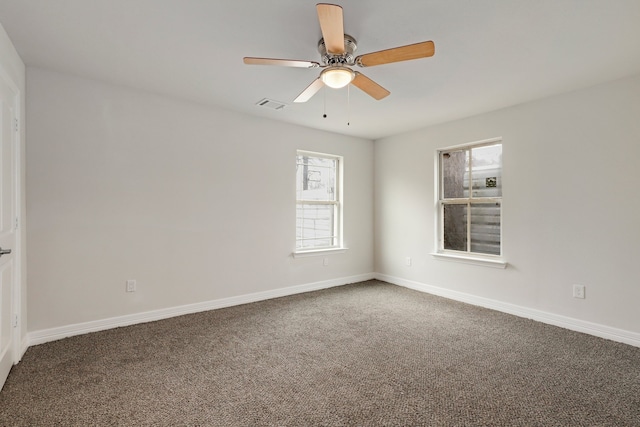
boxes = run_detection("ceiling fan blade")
[317,3,345,54]
[355,41,435,67]
[243,57,320,68]
[351,72,390,100]
[294,78,325,103]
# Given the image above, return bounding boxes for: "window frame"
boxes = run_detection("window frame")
[294,150,344,256]
[433,138,506,268]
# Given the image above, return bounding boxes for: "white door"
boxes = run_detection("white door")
[0,70,18,390]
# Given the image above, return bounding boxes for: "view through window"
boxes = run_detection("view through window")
[296,151,342,251]
[438,141,502,256]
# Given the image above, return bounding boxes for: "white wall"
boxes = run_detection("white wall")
[0,23,27,347]
[375,74,640,335]
[26,67,373,332]
[24,63,640,342]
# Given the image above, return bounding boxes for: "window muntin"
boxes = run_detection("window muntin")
[296,152,342,251]
[438,140,502,256]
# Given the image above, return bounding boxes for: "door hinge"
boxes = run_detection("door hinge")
[14,217,18,230]
[14,118,19,133]
[12,314,18,328]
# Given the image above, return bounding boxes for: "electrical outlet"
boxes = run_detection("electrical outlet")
[405,257,412,266]
[126,279,137,292]
[572,284,585,299]
[323,257,329,266]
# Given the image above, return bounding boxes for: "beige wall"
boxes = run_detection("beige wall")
[26,67,374,332]
[374,73,640,335]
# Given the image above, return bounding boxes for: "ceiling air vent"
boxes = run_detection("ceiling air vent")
[256,98,287,111]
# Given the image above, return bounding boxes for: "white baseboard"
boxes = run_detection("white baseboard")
[26,272,639,350]
[27,273,375,347]
[19,335,28,360]
[375,273,640,348]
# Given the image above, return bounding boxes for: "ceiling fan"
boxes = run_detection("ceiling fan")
[243,3,435,103]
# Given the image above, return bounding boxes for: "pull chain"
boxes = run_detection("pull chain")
[323,87,327,118]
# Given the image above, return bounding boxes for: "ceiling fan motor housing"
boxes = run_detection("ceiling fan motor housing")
[318,34,357,66]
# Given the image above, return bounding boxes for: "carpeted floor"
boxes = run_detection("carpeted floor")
[0,280,639,426]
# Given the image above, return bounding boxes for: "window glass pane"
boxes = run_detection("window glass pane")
[470,203,501,255]
[296,155,336,201]
[439,141,502,257]
[471,144,502,197]
[443,204,467,251]
[296,204,335,249]
[441,150,467,199]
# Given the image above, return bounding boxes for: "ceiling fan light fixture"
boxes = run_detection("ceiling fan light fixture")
[243,4,434,102]
[321,67,354,89]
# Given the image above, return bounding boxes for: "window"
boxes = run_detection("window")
[437,139,502,258]
[295,151,342,252]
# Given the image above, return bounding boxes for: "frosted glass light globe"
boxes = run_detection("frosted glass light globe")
[321,67,355,89]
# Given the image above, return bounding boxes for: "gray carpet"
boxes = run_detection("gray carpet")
[1,280,639,426]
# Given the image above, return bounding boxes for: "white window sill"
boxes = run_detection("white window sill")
[292,248,348,258]
[431,252,507,269]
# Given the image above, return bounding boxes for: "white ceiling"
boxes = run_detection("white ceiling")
[1,0,639,140]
